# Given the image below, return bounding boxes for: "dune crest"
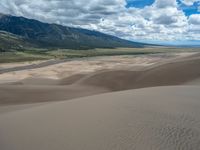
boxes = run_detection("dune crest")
[0,53,200,105]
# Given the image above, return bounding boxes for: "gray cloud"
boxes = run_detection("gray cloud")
[154,0,177,8]
[154,15,178,25]
[189,14,200,24]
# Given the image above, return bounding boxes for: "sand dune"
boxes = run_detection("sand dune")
[80,55,200,90]
[0,53,200,105]
[17,74,87,85]
[0,86,200,150]
[0,84,108,105]
[0,52,200,150]
[0,53,193,84]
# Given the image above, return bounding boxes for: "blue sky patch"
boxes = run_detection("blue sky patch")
[126,0,200,16]
[178,0,200,16]
[126,0,154,8]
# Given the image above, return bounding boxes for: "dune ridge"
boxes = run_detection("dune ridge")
[79,55,200,90]
[0,53,200,105]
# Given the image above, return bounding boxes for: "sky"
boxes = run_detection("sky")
[0,0,200,45]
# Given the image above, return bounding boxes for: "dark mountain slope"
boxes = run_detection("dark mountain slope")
[0,14,147,50]
[0,31,35,52]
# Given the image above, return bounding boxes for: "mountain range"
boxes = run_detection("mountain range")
[0,13,149,51]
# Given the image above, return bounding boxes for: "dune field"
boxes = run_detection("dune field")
[0,51,200,150]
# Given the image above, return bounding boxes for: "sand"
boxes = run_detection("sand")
[0,86,200,150]
[0,52,200,150]
[0,53,194,84]
[0,84,109,105]
[80,55,200,90]
[0,52,199,105]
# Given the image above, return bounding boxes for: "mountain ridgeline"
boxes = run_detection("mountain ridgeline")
[0,14,147,50]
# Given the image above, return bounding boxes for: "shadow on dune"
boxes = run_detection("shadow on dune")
[79,57,200,91]
[0,56,200,105]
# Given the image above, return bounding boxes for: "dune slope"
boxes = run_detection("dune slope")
[80,56,200,90]
[0,86,200,150]
[0,85,108,105]
[1,54,200,105]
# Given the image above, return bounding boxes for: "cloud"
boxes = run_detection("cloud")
[189,14,200,24]
[0,0,199,41]
[181,0,200,6]
[154,0,177,8]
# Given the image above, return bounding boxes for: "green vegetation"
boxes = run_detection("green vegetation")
[0,47,199,63]
[0,31,35,52]
[0,51,51,63]
[46,48,160,59]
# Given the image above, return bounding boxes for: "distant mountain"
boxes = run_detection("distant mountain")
[0,13,147,50]
[0,31,37,52]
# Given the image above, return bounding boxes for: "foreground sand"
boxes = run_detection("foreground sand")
[0,86,200,150]
[0,52,200,150]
